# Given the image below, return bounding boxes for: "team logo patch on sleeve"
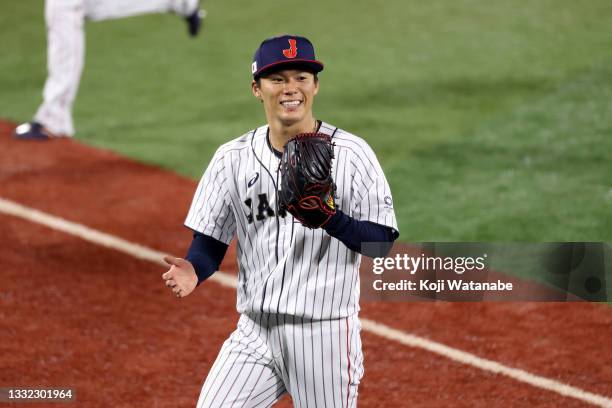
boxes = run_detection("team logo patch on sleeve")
[384,196,393,208]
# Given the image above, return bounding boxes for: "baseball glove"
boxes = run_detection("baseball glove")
[278,132,336,229]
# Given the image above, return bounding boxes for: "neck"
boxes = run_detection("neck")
[268,116,317,151]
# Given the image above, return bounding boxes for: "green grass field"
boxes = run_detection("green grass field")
[2,0,612,241]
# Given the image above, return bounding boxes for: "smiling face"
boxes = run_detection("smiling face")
[252,69,319,130]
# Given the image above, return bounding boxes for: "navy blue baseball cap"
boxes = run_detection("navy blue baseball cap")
[252,35,324,79]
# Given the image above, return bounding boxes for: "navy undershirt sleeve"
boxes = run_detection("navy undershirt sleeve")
[185,232,229,285]
[323,210,398,258]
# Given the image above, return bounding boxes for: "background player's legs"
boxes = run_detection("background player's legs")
[197,314,287,408]
[84,0,198,21]
[30,0,199,139]
[277,314,363,408]
[33,0,85,137]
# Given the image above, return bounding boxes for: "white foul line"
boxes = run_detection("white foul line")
[1,197,610,408]
[0,198,236,289]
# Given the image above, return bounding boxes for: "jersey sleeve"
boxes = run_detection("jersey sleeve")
[184,149,236,245]
[349,140,399,234]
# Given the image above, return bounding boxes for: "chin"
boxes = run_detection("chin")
[279,119,301,128]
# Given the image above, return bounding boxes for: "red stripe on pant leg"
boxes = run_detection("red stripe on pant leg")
[338,318,343,408]
[346,317,351,408]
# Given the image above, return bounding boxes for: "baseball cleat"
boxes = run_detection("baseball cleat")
[185,7,206,37]
[13,121,64,140]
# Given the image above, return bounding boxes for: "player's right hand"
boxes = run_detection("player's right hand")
[162,256,198,299]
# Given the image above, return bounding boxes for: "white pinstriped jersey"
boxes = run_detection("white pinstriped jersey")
[185,121,398,319]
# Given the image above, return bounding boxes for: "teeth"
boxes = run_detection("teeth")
[282,101,301,107]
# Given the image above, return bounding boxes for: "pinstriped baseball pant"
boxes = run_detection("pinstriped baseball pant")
[197,313,363,407]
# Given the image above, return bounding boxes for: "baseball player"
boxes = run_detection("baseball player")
[162,35,399,407]
[13,0,205,140]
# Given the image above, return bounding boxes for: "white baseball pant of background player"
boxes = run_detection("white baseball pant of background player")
[35,0,198,137]
[185,121,398,407]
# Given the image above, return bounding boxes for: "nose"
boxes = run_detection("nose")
[282,78,299,94]
[283,86,298,95]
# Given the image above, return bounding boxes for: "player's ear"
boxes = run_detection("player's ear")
[312,74,319,96]
[251,80,263,102]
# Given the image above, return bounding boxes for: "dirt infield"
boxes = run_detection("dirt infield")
[1,120,610,407]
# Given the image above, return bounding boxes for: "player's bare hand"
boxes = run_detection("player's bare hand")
[162,256,198,299]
